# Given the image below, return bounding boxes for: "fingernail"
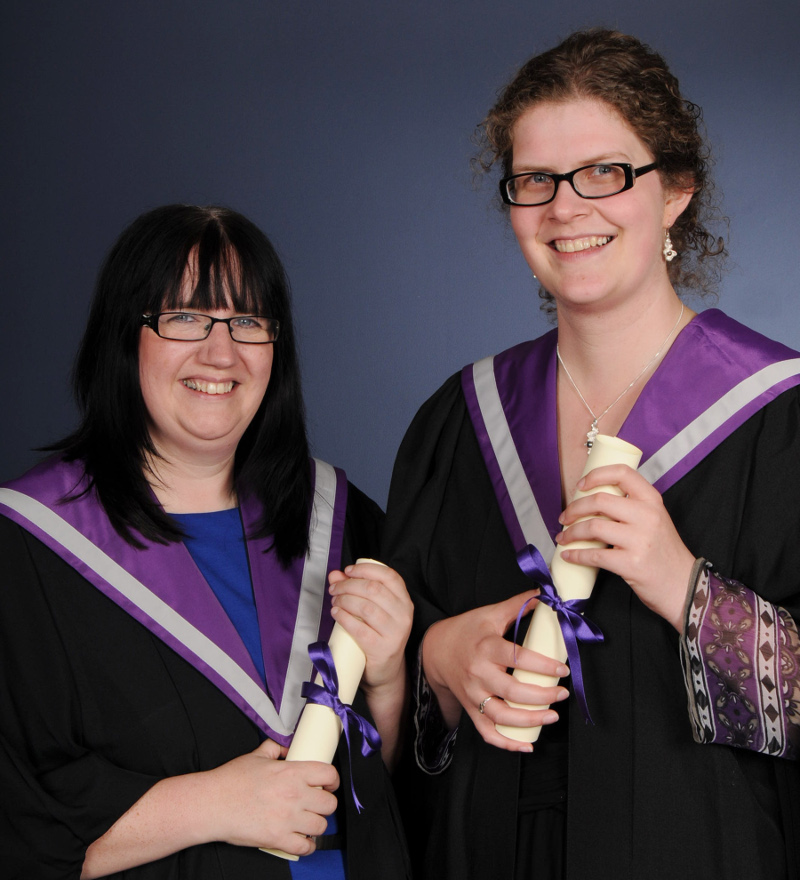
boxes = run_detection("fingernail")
[557,665,569,677]
[556,688,570,701]
[520,744,533,753]
[344,565,353,574]
[577,477,586,489]
[543,711,559,724]
[331,606,339,616]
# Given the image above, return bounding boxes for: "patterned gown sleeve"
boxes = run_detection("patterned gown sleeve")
[680,558,800,759]
[411,644,460,774]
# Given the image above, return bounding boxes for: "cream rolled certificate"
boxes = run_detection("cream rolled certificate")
[262,558,382,860]
[495,434,642,744]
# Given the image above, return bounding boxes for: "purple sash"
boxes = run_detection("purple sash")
[0,456,347,746]
[462,309,800,562]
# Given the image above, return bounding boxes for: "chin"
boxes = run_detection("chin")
[551,286,616,310]
[174,424,245,454]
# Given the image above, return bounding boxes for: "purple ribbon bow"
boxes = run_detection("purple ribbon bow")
[514,544,604,725]
[300,640,382,813]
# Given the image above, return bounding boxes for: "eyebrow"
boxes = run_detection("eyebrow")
[510,154,633,175]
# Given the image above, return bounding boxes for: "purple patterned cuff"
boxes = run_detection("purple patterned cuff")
[412,641,459,775]
[680,560,800,760]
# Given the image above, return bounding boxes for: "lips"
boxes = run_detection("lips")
[551,235,613,253]
[182,379,235,395]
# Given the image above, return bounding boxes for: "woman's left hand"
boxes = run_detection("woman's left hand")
[328,561,413,767]
[328,561,413,692]
[555,464,695,631]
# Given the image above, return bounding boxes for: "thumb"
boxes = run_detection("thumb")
[254,738,285,760]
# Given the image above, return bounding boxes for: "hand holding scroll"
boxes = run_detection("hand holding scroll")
[422,593,570,752]
[496,434,642,743]
[206,738,339,854]
[556,464,695,631]
[329,560,412,696]
[262,560,411,861]
[329,560,413,767]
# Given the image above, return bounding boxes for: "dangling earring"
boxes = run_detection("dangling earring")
[663,229,677,262]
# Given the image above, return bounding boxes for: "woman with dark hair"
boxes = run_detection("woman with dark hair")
[0,204,412,879]
[384,29,800,880]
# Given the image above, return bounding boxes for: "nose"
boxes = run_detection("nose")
[198,320,238,366]
[547,179,589,222]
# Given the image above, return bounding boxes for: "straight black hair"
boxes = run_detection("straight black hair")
[52,204,312,564]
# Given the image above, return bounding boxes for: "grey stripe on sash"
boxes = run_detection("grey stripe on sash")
[280,458,337,722]
[473,357,555,560]
[639,359,800,487]
[0,465,341,737]
[0,486,290,734]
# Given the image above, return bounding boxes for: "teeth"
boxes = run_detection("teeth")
[554,236,612,253]
[182,379,235,395]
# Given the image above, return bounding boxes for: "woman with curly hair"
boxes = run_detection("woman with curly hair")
[384,29,800,880]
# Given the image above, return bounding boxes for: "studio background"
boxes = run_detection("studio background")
[3,0,798,507]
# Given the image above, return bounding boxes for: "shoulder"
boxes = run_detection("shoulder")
[346,481,384,531]
[393,334,553,482]
[685,308,800,361]
[341,482,383,566]
[739,382,800,462]
[667,382,800,609]
[0,512,67,585]
[0,454,88,502]
[408,370,466,426]
[395,371,469,466]
[383,369,490,550]
[308,459,383,530]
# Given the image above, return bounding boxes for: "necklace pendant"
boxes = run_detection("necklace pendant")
[586,420,599,453]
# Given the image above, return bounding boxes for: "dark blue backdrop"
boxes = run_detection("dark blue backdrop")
[2,0,798,506]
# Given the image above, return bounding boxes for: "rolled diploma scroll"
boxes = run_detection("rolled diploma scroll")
[262,558,384,860]
[495,434,642,744]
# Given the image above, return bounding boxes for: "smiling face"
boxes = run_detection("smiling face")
[138,291,273,467]
[508,98,692,314]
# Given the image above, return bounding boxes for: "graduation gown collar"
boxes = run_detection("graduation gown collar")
[462,309,800,562]
[0,456,347,746]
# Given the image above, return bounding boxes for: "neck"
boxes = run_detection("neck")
[555,291,693,392]
[144,451,238,514]
[554,291,693,495]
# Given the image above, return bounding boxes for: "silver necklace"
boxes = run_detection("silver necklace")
[557,303,684,453]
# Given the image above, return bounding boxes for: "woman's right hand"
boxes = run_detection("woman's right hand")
[201,738,339,853]
[82,739,340,878]
[421,591,570,752]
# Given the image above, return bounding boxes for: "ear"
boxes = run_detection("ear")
[662,185,694,228]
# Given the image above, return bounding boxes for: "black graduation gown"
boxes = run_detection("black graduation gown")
[383,371,800,880]
[0,484,410,880]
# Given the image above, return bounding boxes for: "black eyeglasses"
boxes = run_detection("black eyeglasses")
[141,312,280,344]
[499,162,658,206]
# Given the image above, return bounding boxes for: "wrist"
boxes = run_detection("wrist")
[420,620,450,693]
[420,622,462,729]
[666,551,697,632]
[186,767,232,846]
[361,664,405,701]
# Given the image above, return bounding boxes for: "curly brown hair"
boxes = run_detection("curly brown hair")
[478,29,726,297]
